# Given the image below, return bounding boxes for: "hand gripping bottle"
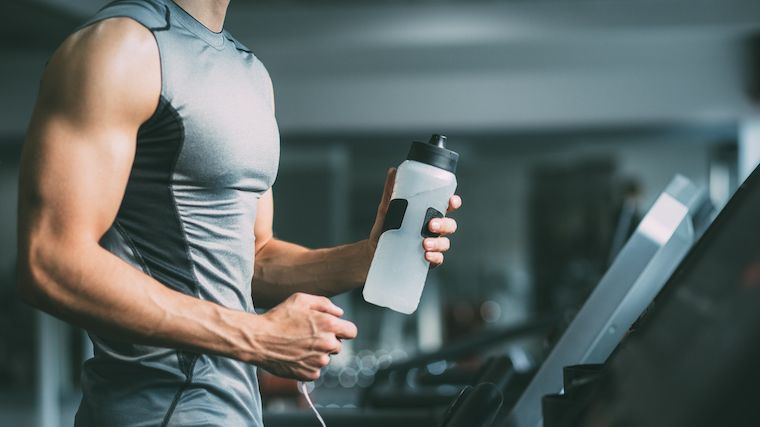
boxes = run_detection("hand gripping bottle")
[363,134,459,314]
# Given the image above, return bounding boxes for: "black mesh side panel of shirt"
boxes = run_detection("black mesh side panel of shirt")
[114,96,197,297]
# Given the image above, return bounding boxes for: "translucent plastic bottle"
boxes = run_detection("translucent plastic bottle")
[363,135,459,314]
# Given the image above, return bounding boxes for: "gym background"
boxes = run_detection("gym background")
[1,0,759,425]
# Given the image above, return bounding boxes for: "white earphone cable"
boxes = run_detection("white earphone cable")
[299,381,326,427]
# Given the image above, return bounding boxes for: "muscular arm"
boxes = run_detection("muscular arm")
[252,169,461,309]
[252,189,375,309]
[16,18,353,380]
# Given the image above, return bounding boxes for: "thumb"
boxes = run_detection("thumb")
[379,168,396,211]
[370,168,397,244]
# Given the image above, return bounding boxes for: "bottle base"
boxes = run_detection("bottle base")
[363,289,419,315]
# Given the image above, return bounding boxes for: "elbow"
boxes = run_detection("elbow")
[16,248,57,310]
[17,260,45,309]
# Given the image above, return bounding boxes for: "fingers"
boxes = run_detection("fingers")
[255,295,357,381]
[328,338,343,355]
[292,292,344,317]
[425,251,444,267]
[296,310,356,378]
[331,317,358,340]
[423,199,458,268]
[447,195,462,213]
[424,236,450,253]
[311,332,343,356]
[428,217,457,236]
[287,293,356,335]
[424,236,450,268]
[289,293,357,339]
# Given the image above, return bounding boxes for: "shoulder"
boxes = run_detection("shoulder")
[65,17,158,64]
[76,0,170,32]
[41,17,161,126]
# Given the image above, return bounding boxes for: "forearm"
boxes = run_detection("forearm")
[252,238,373,308]
[17,237,262,363]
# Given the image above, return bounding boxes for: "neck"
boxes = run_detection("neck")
[172,0,230,33]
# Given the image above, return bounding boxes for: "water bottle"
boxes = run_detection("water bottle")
[363,134,459,314]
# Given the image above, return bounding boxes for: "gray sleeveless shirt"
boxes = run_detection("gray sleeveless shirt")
[73,1,279,425]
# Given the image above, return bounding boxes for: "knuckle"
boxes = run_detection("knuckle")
[321,320,336,334]
[293,292,313,305]
[305,369,321,381]
[329,318,342,331]
[441,218,456,232]
[423,238,435,250]
[325,339,341,354]
[427,252,444,266]
[318,315,337,330]
[315,334,333,350]
[441,237,451,250]
[319,354,331,367]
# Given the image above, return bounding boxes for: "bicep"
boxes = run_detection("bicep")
[18,18,160,247]
[20,114,137,244]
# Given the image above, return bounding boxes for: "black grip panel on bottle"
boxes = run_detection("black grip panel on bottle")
[421,207,444,238]
[381,199,408,234]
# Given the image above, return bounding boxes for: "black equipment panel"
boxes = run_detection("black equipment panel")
[568,165,760,427]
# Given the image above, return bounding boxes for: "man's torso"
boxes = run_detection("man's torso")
[73,1,279,425]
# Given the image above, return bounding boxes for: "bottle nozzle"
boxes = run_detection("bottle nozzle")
[408,134,458,173]
[428,134,447,148]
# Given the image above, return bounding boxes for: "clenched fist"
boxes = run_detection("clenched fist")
[246,293,357,380]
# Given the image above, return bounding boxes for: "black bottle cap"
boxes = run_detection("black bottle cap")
[407,134,459,174]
